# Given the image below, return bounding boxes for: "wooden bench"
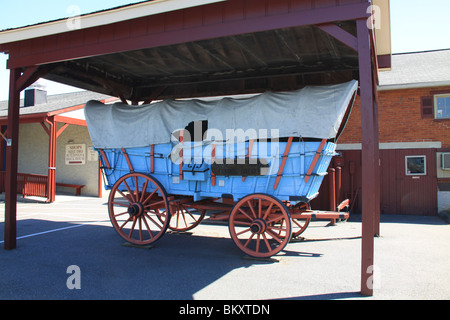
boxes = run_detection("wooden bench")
[56,183,85,196]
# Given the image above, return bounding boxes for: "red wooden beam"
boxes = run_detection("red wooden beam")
[273,136,293,190]
[16,66,48,92]
[242,139,254,182]
[150,145,155,173]
[4,68,20,250]
[304,139,327,183]
[54,115,87,127]
[179,130,184,180]
[121,148,134,172]
[56,123,70,138]
[40,122,50,136]
[357,18,379,297]
[211,144,216,186]
[5,2,370,69]
[315,23,358,52]
[98,149,111,170]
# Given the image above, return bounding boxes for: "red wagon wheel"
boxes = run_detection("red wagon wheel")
[228,193,292,258]
[169,201,206,232]
[290,201,311,238]
[108,172,171,246]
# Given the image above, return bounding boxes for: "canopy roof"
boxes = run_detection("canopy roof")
[0,0,390,101]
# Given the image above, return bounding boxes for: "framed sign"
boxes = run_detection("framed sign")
[65,144,86,165]
[87,146,98,162]
[405,155,426,176]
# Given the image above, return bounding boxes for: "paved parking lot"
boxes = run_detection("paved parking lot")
[0,194,449,300]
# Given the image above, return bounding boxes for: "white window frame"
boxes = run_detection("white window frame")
[434,94,450,119]
[405,155,427,176]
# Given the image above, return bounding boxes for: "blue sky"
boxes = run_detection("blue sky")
[0,0,449,100]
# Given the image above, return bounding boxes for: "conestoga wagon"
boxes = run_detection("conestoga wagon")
[85,80,358,258]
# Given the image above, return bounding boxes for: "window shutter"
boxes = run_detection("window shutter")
[421,96,434,119]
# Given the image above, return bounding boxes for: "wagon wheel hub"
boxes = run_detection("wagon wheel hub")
[128,202,144,217]
[250,219,267,234]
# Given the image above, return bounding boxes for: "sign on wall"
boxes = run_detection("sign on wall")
[87,147,98,162]
[65,144,86,165]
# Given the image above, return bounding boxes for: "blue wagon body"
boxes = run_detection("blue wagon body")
[99,140,336,203]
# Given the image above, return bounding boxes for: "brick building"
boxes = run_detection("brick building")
[336,49,450,215]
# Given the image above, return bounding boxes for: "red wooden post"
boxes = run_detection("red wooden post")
[44,117,56,203]
[357,19,379,296]
[150,145,155,173]
[211,144,216,186]
[4,68,20,250]
[179,130,183,181]
[98,159,103,198]
[336,166,342,204]
[50,117,56,202]
[328,168,336,226]
[373,100,381,237]
[242,139,254,182]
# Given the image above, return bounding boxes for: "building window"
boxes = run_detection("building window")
[405,155,426,176]
[435,94,450,119]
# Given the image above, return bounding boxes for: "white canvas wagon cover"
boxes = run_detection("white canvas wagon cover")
[85,80,358,149]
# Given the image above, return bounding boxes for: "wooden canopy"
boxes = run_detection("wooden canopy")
[0,0,383,296]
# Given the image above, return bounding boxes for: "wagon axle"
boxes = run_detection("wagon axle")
[127,203,144,217]
[250,219,267,234]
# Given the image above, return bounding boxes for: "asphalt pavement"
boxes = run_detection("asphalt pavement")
[0,193,449,301]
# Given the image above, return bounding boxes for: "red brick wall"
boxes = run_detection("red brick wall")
[339,86,450,148]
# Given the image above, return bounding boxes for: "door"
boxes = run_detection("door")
[380,148,438,215]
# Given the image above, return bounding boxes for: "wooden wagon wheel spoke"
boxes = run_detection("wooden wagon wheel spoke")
[116,189,133,204]
[261,233,271,252]
[122,179,136,202]
[229,193,291,258]
[144,200,166,209]
[114,211,130,218]
[243,232,255,248]
[138,217,143,241]
[119,216,133,230]
[247,200,257,219]
[236,227,252,237]
[128,217,138,237]
[108,173,171,246]
[238,208,254,222]
[111,201,129,208]
[143,212,164,230]
[139,179,149,202]
[142,215,154,239]
[168,201,206,232]
[262,202,274,220]
[141,188,158,206]
[265,229,284,244]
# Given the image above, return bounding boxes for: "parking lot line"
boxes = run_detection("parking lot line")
[0,219,109,244]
